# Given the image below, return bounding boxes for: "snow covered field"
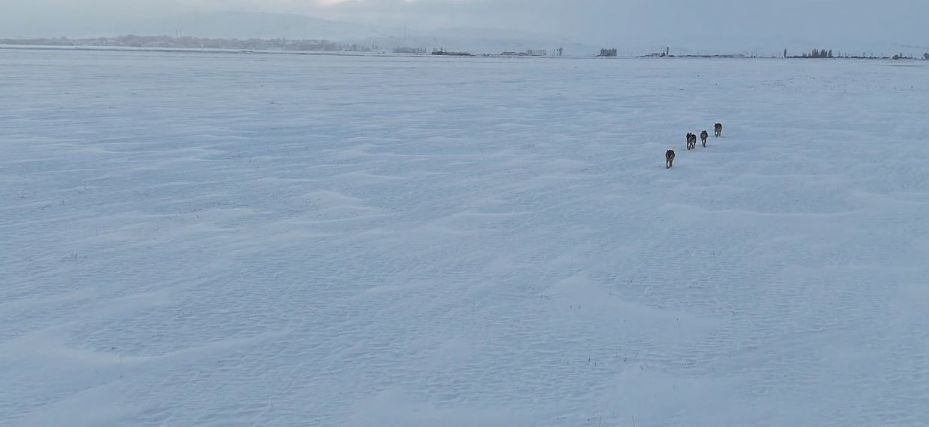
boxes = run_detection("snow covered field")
[2,49,928,426]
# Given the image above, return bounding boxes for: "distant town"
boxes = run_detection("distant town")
[2,35,927,61]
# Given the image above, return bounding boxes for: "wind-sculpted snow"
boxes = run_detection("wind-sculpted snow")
[1,50,928,426]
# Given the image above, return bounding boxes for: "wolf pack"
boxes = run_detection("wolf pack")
[665,122,722,169]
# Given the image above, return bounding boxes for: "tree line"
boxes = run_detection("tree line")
[786,48,929,60]
[785,48,833,58]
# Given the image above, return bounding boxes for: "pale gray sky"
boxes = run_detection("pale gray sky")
[2,0,927,51]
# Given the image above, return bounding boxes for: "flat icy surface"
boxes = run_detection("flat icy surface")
[2,50,928,426]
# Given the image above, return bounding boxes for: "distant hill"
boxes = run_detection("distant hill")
[149,13,588,55]
[151,12,385,41]
[0,10,590,56]
[0,11,384,41]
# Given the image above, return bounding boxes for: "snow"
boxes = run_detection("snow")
[2,49,928,426]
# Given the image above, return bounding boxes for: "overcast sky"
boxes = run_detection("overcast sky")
[2,0,928,51]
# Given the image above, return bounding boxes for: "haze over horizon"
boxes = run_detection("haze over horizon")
[2,0,928,53]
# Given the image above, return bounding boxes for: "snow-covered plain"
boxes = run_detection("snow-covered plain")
[2,49,928,426]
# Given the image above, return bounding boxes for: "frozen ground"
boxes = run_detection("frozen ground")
[2,50,928,426]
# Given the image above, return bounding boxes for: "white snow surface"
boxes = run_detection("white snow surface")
[2,50,929,426]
